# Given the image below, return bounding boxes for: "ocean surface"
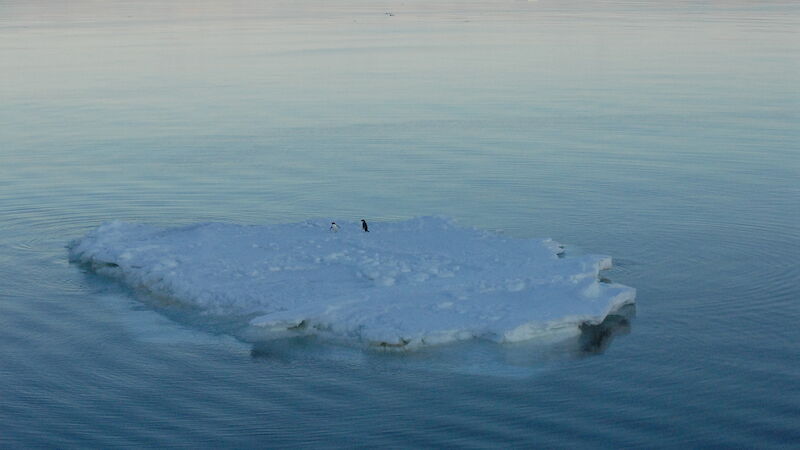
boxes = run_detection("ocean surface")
[2,0,799,447]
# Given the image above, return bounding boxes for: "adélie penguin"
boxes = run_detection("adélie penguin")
[361,219,369,232]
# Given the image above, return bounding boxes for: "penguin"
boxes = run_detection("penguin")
[361,219,369,232]
[330,222,340,232]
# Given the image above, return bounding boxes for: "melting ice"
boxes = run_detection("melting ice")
[68,217,635,349]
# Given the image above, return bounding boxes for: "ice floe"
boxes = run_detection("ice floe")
[68,217,635,349]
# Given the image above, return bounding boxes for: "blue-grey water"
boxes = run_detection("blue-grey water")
[2,0,799,447]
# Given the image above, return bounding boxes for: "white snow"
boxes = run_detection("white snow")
[68,217,635,349]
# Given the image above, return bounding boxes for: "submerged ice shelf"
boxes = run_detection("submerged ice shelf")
[68,217,635,349]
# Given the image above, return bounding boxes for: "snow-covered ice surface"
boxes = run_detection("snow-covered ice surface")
[68,217,635,349]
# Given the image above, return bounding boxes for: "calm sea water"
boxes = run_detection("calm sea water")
[2,0,799,447]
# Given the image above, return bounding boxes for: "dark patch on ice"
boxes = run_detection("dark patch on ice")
[288,320,308,331]
[376,338,411,349]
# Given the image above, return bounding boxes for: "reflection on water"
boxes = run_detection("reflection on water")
[251,335,322,361]
[579,304,636,355]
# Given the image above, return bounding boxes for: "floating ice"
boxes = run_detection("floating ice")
[68,217,635,349]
